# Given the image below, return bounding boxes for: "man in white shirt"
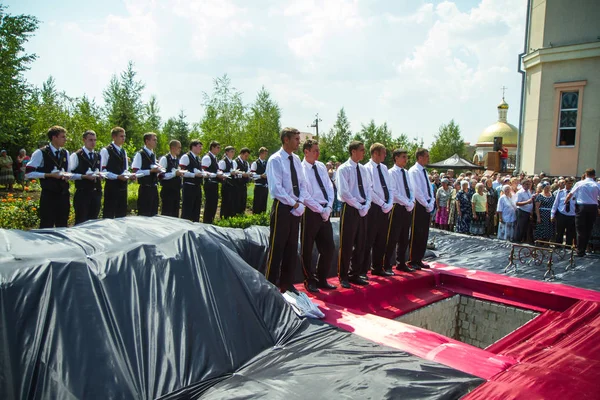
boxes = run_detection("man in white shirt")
[201,141,221,224]
[514,179,535,243]
[336,140,372,288]
[265,127,308,294]
[69,130,102,224]
[158,140,184,217]
[251,147,269,214]
[566,168,600,257]
[179,140,205,222]
[385,149,416,272]
[300,139,336,292]
[218,146,238,219]
[233,148,251,216]
[25,125,71,228]
[100,127,136,219]
[363,143,394,276]
[131,132,161,216]
[407,148,435,269]
[551,177,576,246]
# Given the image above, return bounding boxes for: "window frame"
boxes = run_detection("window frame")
[553,81,586,148]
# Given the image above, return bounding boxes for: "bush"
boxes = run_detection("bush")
[0,193,40,230]
[214,212,269,229]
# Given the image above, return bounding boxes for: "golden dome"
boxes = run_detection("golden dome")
[498,99,509,109]
[478,121,518,145]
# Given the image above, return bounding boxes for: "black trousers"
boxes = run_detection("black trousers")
[39,189,70,228]
[73,188,102,225]
[253,185,268,214]
[363,204,390,272]
[220,183,235,219]
[103,180,128,219]
[234,183,247,215]
[384,204,412,269]
[203,182,218,223]
[408,202,431,265]
[575,204,598,255]
[160,186,180,218]
[181,183,202,222]
[137,185,158,217]
[554,211,575,246]
[300,208,335,284]
[514,209,531,243]
[337,203,368,281]
[265,199,300,290]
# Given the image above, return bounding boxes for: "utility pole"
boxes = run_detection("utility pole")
[308,113,322,141]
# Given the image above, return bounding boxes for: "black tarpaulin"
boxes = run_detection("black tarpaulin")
[1,217,482,399]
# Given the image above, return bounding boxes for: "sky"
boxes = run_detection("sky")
[7,0,527,146]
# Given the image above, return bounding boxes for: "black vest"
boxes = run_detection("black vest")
[236,157,249,185]
[160,153,181,190]
[183,152,202,186]
[254,159,267,186]
[204,152,219,184]
[38,146,70,194]
[104,144,128,189]
[137,149,158,186]
[73,149,102,191]
[222,157,234,186]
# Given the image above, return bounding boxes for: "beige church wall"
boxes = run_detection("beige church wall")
[521,66,543,174]
[528,0,547,51]
[543,0,600,48]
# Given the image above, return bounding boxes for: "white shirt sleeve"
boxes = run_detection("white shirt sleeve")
[266,156,296,207]
[100,148,119,180]
[218,160,226,170]
[24,149,46,180]
[250,161,258,172]
[336,165,361,210]
[69,152,82,180]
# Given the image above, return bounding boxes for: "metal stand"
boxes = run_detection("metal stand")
[506,243,555,280]
[534,240,576,271]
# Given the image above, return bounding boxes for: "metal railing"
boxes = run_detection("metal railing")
[505,241,576,280]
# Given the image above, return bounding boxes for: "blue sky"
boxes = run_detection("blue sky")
[7,0,526,146]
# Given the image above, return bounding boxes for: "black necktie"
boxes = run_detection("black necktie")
[401,169,411,198]
[289,155,300,197]
[357,164,366,200]
[377,164,389,202]
[565,190,571,213]
[55,150,60,160]
[88,151,94,161]
[313,164,329,202]
[423,168,432,200]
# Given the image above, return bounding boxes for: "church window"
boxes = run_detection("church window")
[557,91,578,146]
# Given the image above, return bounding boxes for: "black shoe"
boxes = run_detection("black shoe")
[340,280,351,289]
[304,281,319,293]
[418,261,431,269]
[360,274,369,281]
[317,281,337,290]
[349,277,369,286]
[371,269,393,277]
[396,263,415,272]
[407,262,422,270]
[384,268,396,275]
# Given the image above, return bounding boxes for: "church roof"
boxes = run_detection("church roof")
[478,121,519,145]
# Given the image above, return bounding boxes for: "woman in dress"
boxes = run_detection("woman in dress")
[447,180,460,232]
[534,182,555,241]
[435,178,452,231]
[455,180,472,234]
[0,150,15,191]
[470,182,488,236]
[484,177,499,237]
[497,185,517,241]
[15,149,30,186]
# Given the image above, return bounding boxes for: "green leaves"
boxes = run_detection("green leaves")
[429,119,466,164]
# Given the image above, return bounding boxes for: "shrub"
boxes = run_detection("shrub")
[0,193,40,230]
[214,212,269,229]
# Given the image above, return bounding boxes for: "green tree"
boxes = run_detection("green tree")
[0,5,39,151]
[320,107,351,163]
[70,95,110,148]
[199,74,246,150]
[245,86,281,156]
[142,95,168,154]
[390,133,425,166]
[28,76,74,148]
[429,119,465,163]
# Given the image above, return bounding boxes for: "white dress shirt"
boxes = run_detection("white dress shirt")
[364,159,394,213]
[407,162,434,212]
[496,195,517,223]
[388,165,415,212]
[551,188,576,218]
[26,144,70,180]
[570,178,600,205]
[301,159,334,214]
[516,188,533,213]
[100,142,128,180]
[158,153,179,180]
[131,146,155,176]
[266,147,308,216]
[179,152,203,179]
[201,152,219,169]
[69,147,97,180]
[335,158,372,215]
[218,157,238,172]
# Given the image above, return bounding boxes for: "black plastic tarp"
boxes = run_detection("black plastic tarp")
[0,217,482,399]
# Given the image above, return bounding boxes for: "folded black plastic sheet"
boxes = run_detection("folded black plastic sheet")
[428,229,600,291]
[0,217,482,399]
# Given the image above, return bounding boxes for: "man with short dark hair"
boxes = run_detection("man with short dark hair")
[219,146,238,219]
[265,127,307,294]
[566,168,600,257]
[551,177,576,246]
[407,148,435,269]
[336,140,372,288]
[132,132,161,216]
[385,149,416,272]
[251,147,269,214]
[201,141,221,223]
[234,147,251,215]
[69,130,102,224]
[158,140,184,217]
[101,127,136,219]
[25,125,71,228]
[179,140,205,222]
[300,139,336,292]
